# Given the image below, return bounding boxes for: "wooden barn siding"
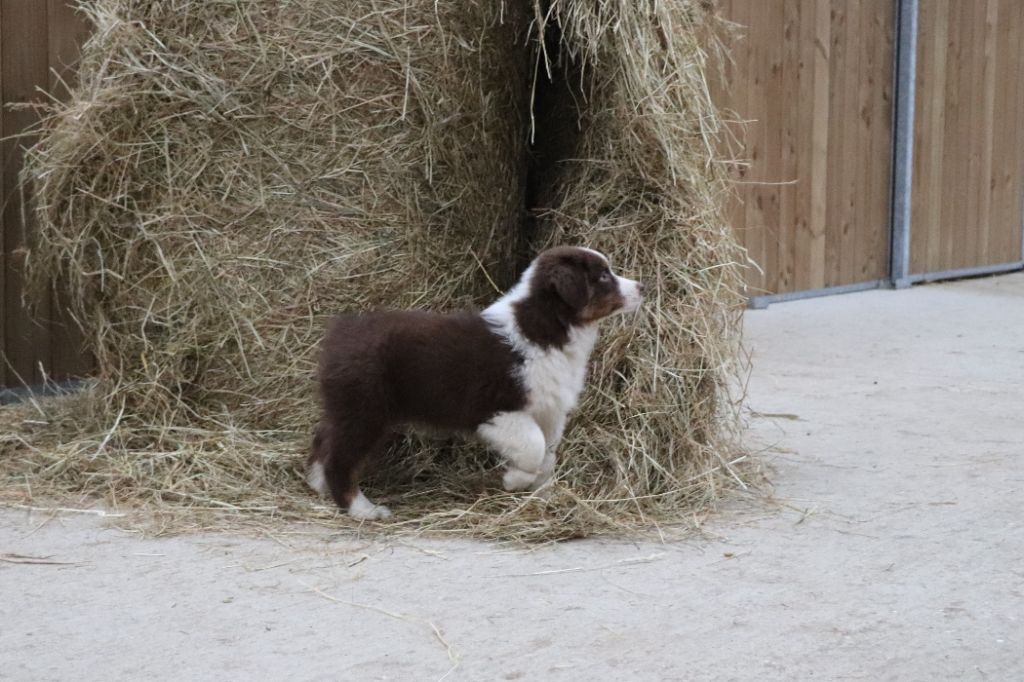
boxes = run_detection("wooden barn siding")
[0,1,91,389]
[715,0,896,296]
[910,0,1024,275]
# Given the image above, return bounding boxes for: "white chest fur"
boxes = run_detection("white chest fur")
[480,272,598,441]
[516,324,597,435]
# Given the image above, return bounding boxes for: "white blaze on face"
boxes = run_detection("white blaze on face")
[616,275,643,313]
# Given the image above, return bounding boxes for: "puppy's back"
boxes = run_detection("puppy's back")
[319,310,526,431]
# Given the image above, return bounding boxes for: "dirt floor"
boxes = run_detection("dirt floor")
[2,273,1022,681]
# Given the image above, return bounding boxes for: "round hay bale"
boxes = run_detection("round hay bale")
[30,0,530,427]
[6,0,754,541]
[515,0,752,536]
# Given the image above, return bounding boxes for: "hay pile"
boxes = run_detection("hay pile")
[522,1,750,531]
[2,0,752,541]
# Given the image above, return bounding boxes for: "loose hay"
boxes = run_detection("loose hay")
[2,0,755,542]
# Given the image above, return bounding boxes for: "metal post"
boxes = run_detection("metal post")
[889,0,918,288]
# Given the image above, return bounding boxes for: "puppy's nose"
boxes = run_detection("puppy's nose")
[637,282,645,295]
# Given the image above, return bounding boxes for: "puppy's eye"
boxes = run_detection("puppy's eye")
[598,272,612,283]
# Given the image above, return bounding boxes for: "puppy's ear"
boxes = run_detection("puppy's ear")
[550,259,589,310]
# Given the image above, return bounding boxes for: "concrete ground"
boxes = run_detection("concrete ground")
[2,273,1022,681]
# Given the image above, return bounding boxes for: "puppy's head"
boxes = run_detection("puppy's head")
[531,246,644,322]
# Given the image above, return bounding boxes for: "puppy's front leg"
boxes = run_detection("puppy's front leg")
[477,412,546,492]
[529,415,565,494]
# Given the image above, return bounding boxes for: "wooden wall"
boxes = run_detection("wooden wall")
[0,1,91,389]
[910,0,1024,275]
[715,0,896,297]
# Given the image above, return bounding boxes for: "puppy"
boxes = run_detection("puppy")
[307,246,644,519]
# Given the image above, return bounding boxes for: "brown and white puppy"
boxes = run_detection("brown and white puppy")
[308,246,644,519]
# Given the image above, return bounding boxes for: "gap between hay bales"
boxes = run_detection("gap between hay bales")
[1,0,759,543]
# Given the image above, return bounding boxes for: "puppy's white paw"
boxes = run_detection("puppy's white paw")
[355,505,392,521]
[348,491,392,520]
[306,460,329,496]
[503,467,537,492]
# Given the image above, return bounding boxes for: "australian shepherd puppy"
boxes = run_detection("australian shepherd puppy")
[307,246,644,519]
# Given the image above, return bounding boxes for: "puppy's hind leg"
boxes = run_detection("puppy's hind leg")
[306,422,330,496]
[477,412,546,492]
[320,418,392,520]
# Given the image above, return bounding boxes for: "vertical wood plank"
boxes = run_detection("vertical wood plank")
[930,0,950,272]
[908,0,929,274]
[976,1,995,267]
[760,0,785,293]
[867,0,894,279]
[721,0,755,291]
[960,0,981,270]
[983,0,1007,264]
[995,0,1019,265]
[47,0,91,380]
[1005,1,1024,262]
[726,0,752,287]
[922,0,949,273]
[824,1,846,287]
[0,0,6,382]
[806,0,831,290]
[854,0,873,282]
[777,0,800,292]
[853,0,873,284]
[1,0,50,387]
[743,0,768,294]
[940,1,963,270]
[47,0,90,96]
[908,0,926,275]
[839,0,862,287]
